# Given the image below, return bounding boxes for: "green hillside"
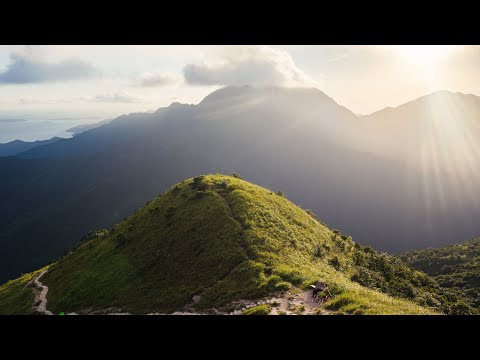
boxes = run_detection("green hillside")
[0,174,450,315]
[401,238,480,314]
[0,269,45,315]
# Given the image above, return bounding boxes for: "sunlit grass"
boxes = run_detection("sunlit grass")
[0,267,47,315]
[2,174,437,314]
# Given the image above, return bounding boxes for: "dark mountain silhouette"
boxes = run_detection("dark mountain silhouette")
[1,86,479,283]
[357,90,480,171]
[0,137,61,157]
[66,119,112,136]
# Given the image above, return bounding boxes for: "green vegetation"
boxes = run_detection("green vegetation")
[293,304,306,314]
[0,268,45,315]
[0,174,439,314]
[400,238,480,314]
[243,304,272,315]
[346,242,461,314]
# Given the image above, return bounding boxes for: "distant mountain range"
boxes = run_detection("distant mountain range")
[0,137,61,157]
[66,119,113,136]
[358,90,480,172]
[1,85,480,283]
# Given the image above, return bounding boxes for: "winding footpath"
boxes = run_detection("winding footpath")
[32,270,54,315]
[28,270,326,315]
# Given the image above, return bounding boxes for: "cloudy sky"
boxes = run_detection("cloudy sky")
[0,45,478,119]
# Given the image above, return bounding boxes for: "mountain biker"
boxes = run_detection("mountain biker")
[312,281,325,298]
[312,281,331,301]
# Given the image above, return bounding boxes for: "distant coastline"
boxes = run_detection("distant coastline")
[0,119,27,123]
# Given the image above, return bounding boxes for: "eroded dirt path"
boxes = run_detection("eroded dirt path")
[27,261,327,316]
[270,290,331,315]
[75,288,331,315]
[46,288,330,315]
[32,270,54,315]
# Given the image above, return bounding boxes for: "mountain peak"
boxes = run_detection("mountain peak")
[0,174,441,315]
[403,89,480,110]
[198,85,333,106]
[169,101,188,107]
[367,90,480,117]
[198,85,256,105]
[429,89,454,96]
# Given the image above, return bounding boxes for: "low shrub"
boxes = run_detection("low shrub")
[294,304,305,314]
[313,244,325,258]
[243,304,272,315]
[165,206,176,219]
[275,281,292,291]
[265,275,282,291]
[275,266,305,285]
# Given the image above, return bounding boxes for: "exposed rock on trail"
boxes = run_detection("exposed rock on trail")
[31,270,53,315]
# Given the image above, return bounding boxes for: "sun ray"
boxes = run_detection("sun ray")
[386,45,462,69]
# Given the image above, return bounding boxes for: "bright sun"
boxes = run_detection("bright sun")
[388,45,461,67]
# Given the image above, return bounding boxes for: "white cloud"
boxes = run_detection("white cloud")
[91,91,142,103]
[18,98,73,105]
[0,51,98,84]
[183,45,314,87]
[134,72,179,87]
[327,53,350,63]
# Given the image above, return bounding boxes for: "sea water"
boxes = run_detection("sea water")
[0,111,107,143]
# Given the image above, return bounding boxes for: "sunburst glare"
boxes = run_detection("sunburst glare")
[387,45,463,69]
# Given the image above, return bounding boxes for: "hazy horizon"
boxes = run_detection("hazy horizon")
[1,45,480,142]
[1,85,477,144]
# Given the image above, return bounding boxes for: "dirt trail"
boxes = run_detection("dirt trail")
[269,289,331,315]
[32,270,54,315]
[45,288,330,315]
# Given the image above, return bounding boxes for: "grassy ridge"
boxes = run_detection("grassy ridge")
[43,177,246,313]
[2,174,437,314]
[0,268,45,315]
